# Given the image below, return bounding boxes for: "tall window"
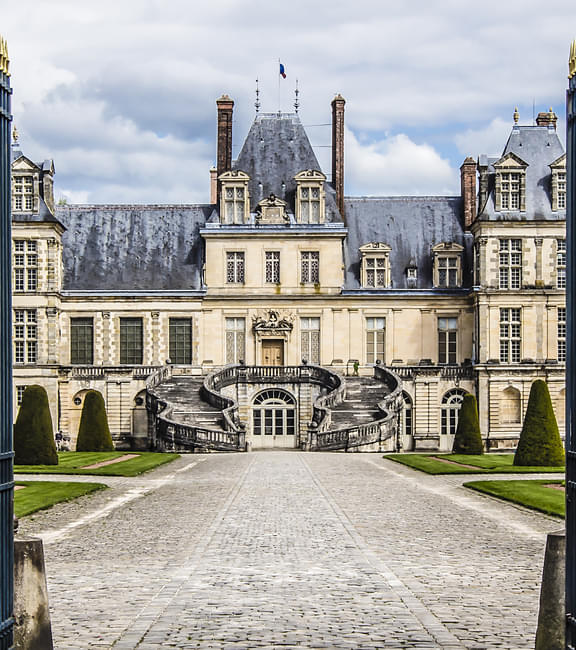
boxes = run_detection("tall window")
[14,309,37,364]
[364,257,388,288]
[401,392,413,437]
[224,187,246,224]
[438,317,457,364]
[13,175,34,212]
[13,239,37,292]
[500,308,521,363]
[558,172,566,210]
[120,318,143,364]
[366,317,385,364]
[16,386,27,406]
[437,257,459,287]
[499,239,522,289]
[226,252,245,284]
[300,251,319,284]
[558,306,566,363]
[500,172,521,209]
[169,318,192,364]
[441,389,466,435]
[299,187,321,223]
[265,251,280,284]
[557,240,566,289]
[300,317,320,364]
[70,318,94,364]
[225,317,245,364]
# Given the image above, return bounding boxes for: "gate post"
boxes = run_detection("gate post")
[0,35,14,649]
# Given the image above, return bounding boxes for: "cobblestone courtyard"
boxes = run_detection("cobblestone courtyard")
[18,453,561,649]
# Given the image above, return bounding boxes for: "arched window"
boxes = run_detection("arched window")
[401,391,413,436]
[253,389,296,437]
[441,388,466,435]
[501,387,521,424]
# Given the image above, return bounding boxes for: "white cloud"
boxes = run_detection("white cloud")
[345,128,457,196]
[454,118,511,158]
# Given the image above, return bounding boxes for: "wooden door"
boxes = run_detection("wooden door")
[262,339,284,366]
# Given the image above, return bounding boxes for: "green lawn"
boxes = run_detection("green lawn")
[14,481,107,517]
[464,479,565,518]
[385,453,565,475]
[15,451,180,476]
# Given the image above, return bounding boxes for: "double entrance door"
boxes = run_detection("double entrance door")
[261,339,284,366]
[251,388,296,449]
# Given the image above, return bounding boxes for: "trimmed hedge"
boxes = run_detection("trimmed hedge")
[514,380,565,467]
[14,385,58,465]
[76,390,115,452]
[452,393,484,455]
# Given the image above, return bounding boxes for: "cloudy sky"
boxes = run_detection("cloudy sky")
[3,1,576,203]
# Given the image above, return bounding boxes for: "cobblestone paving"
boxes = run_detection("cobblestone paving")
[17,453,561,649]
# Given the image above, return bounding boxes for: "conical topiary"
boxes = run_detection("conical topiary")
[452,393,484,454]
[514,380,565,466]
[14,385,58,465]
[76,390,115,452]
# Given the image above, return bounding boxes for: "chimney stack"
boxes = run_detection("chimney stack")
[216,95,234,177]
[460,157,477,228]
[331,94,346,219]
[536,107,557,130]
[209,167,217,204]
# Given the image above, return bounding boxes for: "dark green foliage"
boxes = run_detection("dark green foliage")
[76,390,115,452]
[14,385,58,465]
[452,393,484,455]
[514,380,565,467]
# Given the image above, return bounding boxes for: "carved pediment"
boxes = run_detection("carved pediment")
[252,309,294,332]
[493,152,528,169]
[255,194,289,224]
[550,154,566,170]
[359,242,391,253]
[294,169,326,182]
[12,155,40,172]
[431,242,464,253]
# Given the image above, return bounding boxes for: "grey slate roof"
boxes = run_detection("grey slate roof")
[344,197,471,290]
[479,125,565,221]
[55,205,211,291]
[232,113,342,223]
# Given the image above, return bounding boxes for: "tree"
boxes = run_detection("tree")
[514,380,564,466]
[14,385,58,465]
[452,393,484,455]
[76,390,115,452]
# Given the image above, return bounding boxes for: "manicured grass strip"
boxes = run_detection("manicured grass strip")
[14,481,107,517]
[15,451,180,476]
[464,479,565,518]
[385,453,564,475]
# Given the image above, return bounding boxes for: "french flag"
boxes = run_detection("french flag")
[279,63,286,79]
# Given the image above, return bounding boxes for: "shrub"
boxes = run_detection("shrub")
[76,391,115,452]
[14,385,58,465]
[514,380,564,466]
[452,393,484,455]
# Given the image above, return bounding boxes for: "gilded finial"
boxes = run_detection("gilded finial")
[12,125,18,142]
[513,107,519,124]
[0,36,10,76]
[570,40,576,79]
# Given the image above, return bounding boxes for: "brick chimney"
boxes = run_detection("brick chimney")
[331,94,346,219]
[460,157,477,228]
[536,108,557,130]
[216,95,234,177]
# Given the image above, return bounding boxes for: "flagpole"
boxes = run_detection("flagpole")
[278,58,281,114]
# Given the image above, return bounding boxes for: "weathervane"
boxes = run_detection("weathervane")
[294,79,299,114]
[255,78,260,113]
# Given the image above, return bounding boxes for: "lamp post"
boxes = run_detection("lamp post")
[0,35,14,648]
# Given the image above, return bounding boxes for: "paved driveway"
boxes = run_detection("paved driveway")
[18,453,561,649]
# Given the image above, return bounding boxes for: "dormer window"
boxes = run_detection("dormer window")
[550,154,567,211]
[432,243,463,288]
[493,153,527,212]
[294,170,326,224]
[359,243,391,288]
[219,170,250,224]
[13,175,34,212]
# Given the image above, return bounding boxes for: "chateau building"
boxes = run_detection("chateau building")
[10,97,566,453]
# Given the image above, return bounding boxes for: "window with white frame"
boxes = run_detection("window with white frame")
[558,172,567,209]
[401,392,413,437]
[366,317,385,364]
[500,172,521,210]
[219,170,250,224]
[299,187,321,223]
[494,155,527,212]
[294,170,326,224]
[499,239,522,289]
[300,251,319,284]
[16,385,27,406]
[359,243,391,288]
[500,308,521,363]
[225,317,245,364]
[14,309,37,364]
[557,240,566,289]
[550,158,567,211]
[226,252,245,284]
[13,239,37,292]
[438,317,457,364]
[441,389,466,435]
[437,257,459,287]
[558,306,566,363]
[265,251,280,284]
[13,175,34,212]
[224,186,246,224]
[300,317,320,364]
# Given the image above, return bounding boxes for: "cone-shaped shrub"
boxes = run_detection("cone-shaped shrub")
[14,385,58,465]
[514,380,565,466]
[452,393,484,454]
[76,390,115,452]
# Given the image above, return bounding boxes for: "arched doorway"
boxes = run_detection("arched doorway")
[251,389,297,449]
